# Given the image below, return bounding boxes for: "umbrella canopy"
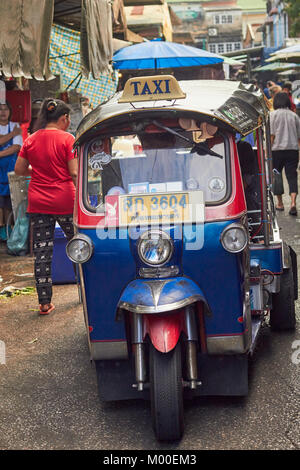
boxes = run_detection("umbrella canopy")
[253,61,300,72]
[266,44,300,63]
[278,69,300,76]
[112,40,224,70]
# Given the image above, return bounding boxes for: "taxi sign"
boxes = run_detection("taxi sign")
[118,75,186,103]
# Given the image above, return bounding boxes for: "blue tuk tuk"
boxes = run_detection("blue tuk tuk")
[66,75,297,441]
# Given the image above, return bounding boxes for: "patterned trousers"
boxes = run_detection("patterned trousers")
[30,214,75,305]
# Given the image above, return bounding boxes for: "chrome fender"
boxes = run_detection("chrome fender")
[117,277,210,315]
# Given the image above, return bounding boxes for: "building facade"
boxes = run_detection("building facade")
[236,0,266,48]
[123,0,173,41]
[260,0,289,49]
[167,0,243,52]
[204,1,243,54]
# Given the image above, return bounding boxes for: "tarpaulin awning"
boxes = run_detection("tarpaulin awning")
[50,24,118,108]
[80,0,113,78]
[0,0,113,80]
[0,0,54,80]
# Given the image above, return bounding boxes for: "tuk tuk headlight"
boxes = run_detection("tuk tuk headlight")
[66,234,94,263]
[220,224,248,253]
[138,230,173,266]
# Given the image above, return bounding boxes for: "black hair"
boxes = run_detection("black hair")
[283,81,292,91]
[273,92,291,110]
[34,98,71,131]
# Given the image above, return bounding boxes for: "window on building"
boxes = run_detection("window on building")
[210,42,241,54]
[214,15,220,24]
[221,15,227,24]
[227,15,233,24]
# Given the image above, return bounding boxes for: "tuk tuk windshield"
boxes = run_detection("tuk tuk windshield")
[86,129,228,210]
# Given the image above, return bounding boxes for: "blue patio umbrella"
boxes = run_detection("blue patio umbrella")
[112,41,224,70]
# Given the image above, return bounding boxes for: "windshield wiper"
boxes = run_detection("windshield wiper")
[152,120,223,159]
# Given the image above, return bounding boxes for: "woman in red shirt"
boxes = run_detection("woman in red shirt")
[14,98,77,315]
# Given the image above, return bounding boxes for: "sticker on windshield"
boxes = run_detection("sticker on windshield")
[128,182,149,194]
[208,177,225,193]
[89,152,112,170]
[186,178,198,190]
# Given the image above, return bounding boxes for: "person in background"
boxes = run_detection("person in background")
[268,84,282,110]
[282,81,296,112]
[270,92,300,216]
[14,98,77,315]
[0,101,22,241]
[263,80,275,99]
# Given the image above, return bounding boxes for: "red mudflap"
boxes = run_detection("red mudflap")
[144,312,185,353]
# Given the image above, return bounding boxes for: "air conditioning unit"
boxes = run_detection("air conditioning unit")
[208,28,218,37]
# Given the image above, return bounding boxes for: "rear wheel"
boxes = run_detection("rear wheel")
[150,342,184,441]
[270,254,296,330]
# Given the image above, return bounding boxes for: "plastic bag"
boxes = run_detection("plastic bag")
[272,168,284,195]
[7,200,29,256]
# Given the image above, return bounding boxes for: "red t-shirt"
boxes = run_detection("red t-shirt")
[19,129,76,214]
[289,94,296,112]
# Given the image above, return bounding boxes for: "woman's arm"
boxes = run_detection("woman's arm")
[270,135,275,147]
[0,144,21,159]
[14,156,32,176]
[68,158,78,187]
[0,125,22,145]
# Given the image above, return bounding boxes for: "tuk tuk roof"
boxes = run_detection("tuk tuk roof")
[75,79,270,145]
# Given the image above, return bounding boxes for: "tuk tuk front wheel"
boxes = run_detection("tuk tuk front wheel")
[150,342,184,441]
[270,258,296,331]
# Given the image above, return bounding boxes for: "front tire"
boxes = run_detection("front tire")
[270,255,296,330]
[150,342,184,441]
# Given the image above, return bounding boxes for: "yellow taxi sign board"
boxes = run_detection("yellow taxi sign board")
[118,75,186,103]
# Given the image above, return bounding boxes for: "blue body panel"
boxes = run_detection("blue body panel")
[81,228,136,341]
[182,220,246,336]
[80,219,246,341]
[249,245,282,274]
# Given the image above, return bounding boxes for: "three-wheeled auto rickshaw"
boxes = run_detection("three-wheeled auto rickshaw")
[67,75,297,441]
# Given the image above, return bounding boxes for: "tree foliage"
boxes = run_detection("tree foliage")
[285,0,300,37]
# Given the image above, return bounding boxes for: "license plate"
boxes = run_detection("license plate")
[118,191,204,226]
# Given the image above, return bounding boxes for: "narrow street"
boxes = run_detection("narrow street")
[0,0,299,457]
[0,190,299,451]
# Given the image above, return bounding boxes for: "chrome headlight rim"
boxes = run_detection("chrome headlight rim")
[220,223,248,254]
[66,233,94,264]
[138,230,174,267]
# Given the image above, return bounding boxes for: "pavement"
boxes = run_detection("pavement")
[0,187,299,450]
